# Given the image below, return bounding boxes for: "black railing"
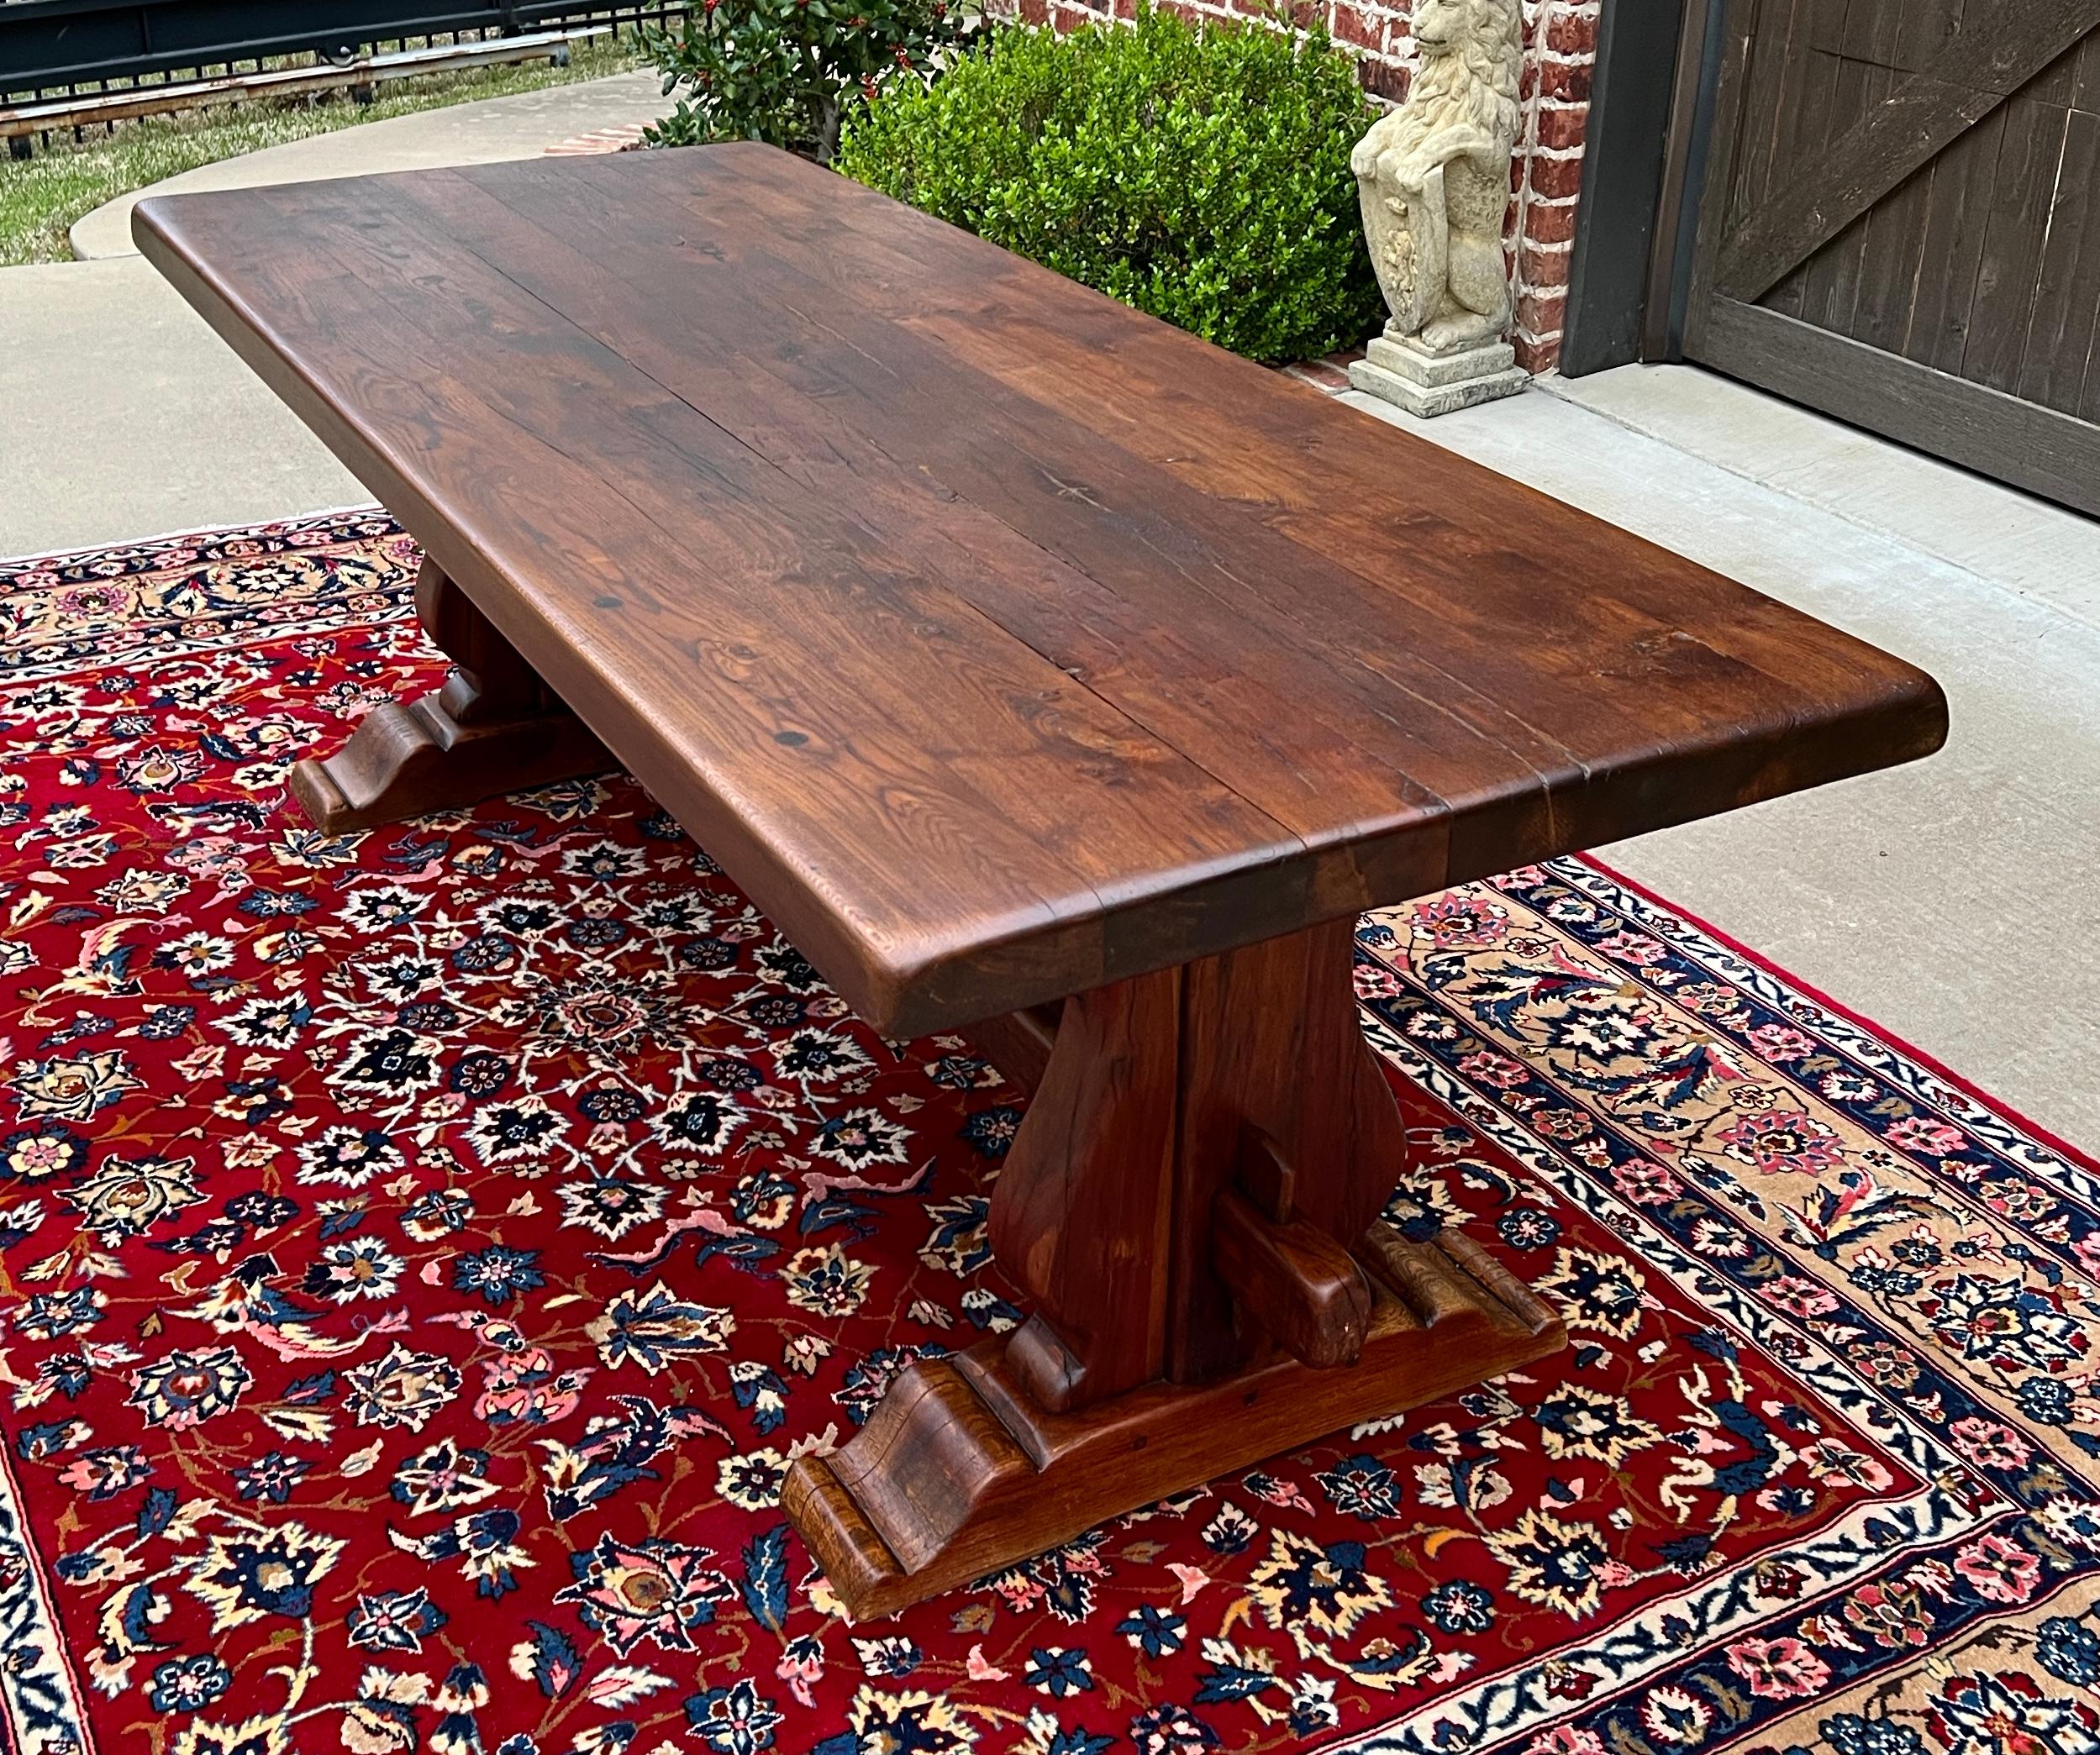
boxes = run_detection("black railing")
[0,1,683,103]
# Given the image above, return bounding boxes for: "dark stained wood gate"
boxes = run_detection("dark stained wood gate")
[1682,0,2100,516]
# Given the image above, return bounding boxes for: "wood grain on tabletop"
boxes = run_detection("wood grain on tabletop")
[132,144,1948,1036]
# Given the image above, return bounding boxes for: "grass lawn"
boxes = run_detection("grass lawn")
[0,34,648,266]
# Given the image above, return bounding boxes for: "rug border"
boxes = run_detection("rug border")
[1576,851,2097,1170]
[0,1435,97,1755]
[0,501,388,573]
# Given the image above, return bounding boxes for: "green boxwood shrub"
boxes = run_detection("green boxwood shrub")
[640,0,966,162]
[834,4,1385,364]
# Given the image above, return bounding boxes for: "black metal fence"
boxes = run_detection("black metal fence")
[1,1,684,104]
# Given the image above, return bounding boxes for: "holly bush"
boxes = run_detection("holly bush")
[640,0,967,162]
[832,3,1385,364]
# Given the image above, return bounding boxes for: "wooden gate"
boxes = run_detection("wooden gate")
[1682,0,2100,516]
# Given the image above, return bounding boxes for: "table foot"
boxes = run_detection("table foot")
[785,1224,1561,1621]
[287,692,613,833]
[288,555,613,832]
[787,917,1567,1619]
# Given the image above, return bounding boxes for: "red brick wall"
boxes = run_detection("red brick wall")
[1005,0,1597,373]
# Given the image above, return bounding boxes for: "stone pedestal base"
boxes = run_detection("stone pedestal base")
[1347,333,1529,418]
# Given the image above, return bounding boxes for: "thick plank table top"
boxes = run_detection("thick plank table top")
[138,144,1951,1621]
[134,144,1945,1038]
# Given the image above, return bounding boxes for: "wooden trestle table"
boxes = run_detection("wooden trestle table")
[135,144,1950,1620]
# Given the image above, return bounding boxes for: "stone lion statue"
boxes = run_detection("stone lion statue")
[1350,0,1524,354]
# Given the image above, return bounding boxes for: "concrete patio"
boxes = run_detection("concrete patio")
[2,71,655,547]
[1349,374,2100,1154]
[65,70,666,260]
[1,89,2091,1150]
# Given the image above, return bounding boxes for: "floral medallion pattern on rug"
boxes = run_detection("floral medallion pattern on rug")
[0,512,2092,1755]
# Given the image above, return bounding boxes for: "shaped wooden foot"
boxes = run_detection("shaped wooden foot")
[784,918,1567,1619]
[787,1223,1560,1619]
[289,557,613,832]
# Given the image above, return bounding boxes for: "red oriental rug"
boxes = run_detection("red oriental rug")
[0,509,2095,1755]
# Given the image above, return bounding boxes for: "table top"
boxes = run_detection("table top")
[134,144,1947,1036]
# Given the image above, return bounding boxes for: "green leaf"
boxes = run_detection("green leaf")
[832,3,1383,362]
[639,0,968,154]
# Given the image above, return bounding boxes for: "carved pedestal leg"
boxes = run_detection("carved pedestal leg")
[288,557,613,833]
[784,918,1566,1620]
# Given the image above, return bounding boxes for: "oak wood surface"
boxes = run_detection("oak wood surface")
[794,913,1482,1616]
[790,910,1528,1619]
[1213,1189,1372,1370]
[960,1005,1062,1099]
[136,143,1950,1621]
[990,971,1181,1413]
[784,1220,1563,1620]
[1168,917,1412,1379]
[287,557,613,833]
[134,144,1946,1037]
